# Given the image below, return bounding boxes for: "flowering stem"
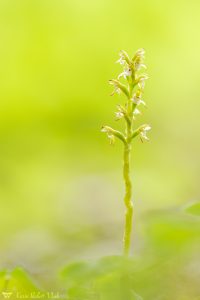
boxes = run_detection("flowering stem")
[101,49,151,256]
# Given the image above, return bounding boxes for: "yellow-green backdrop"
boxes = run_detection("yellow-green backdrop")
[0,0,199,274]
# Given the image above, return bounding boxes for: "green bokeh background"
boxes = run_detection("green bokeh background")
[0,0,199,282]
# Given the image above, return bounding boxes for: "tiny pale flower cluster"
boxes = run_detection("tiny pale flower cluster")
[101,48,151,144]
[101,126,115,145]
[139,124,151,142]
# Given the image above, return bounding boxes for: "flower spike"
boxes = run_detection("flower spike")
[101,49,151,256]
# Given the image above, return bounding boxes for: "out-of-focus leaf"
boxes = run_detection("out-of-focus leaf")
[0,268,41,299]
[61,256,142,300]
[61,256,132,286]
[185,202,200,216]
[144,211,200,255]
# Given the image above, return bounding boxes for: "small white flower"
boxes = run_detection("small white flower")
[108,134,115,145]
[116,56,125,65]
[138,74,149,81]
[134,49,145,63]
[125,68,132,76]
[135,48,145,57]
[109,80,121,95]
[101,126,116,145]
[131,91,146,106]
[115,111,124,120]
[140,131,149,141]
[118,68,132,79]
[115,87,121,94]
[137,74,149,89]
[138,99,146,106]
[132,48,146,71]
[139,81,145,89]
[140,132,148,141]
[143,125,151,131]
[133,108,141,115]
[134,62,147,71]
[101,126,108,133]
[116,51,127,65]
[140,125,151,141]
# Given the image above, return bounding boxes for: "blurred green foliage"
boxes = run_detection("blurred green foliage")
[0,268,40,300]
[0,0,200,298]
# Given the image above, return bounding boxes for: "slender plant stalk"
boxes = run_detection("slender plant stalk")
[123,142,133,255]
[123,86,134,255]
[101,49,151,256]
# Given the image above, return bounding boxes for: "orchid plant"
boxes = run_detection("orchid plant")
[101,49,151,256]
